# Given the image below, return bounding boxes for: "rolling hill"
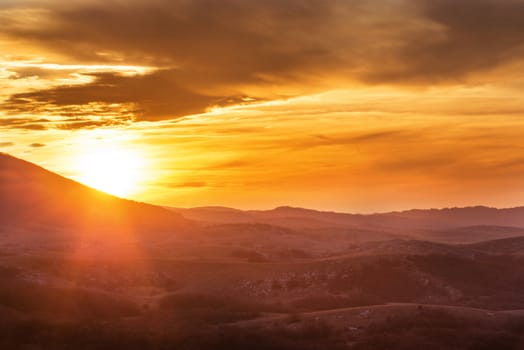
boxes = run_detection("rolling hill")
[467,236,524,255]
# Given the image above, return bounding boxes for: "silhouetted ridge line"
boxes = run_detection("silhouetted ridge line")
[0,153,192,234]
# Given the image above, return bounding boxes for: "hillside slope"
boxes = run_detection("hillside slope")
[0,153,191,235]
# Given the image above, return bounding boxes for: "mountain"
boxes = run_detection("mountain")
[174,204,524,230]
[0,153,191,236]
[170,206,255,224]
[172,205,524,243]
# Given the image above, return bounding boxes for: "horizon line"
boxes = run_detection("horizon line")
[167,204,524,217]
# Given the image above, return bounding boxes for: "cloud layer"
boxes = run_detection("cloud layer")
[2,0,524,121]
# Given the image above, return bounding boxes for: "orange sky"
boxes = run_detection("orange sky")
[1,0,524,212]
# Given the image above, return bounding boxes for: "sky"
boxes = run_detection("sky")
[1,0,524,213]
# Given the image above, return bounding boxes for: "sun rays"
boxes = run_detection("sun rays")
[75,146,145,197]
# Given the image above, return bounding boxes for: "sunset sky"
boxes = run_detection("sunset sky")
[1,0,524,212]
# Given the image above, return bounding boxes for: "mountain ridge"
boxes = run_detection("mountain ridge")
[171,204,524,231]
[0,152,192,235]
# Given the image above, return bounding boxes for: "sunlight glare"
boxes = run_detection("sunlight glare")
[76,147,144,197]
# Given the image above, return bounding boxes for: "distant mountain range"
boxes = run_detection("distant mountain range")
[171,204,524,232]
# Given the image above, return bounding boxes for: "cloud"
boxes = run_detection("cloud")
[55,118,131,130]
[204,159,256,170]
[6,66,74,80]
[167,181,208,189]
[0,142,14,148]
[365,0,524,83]
[2,0,524,123]
[0,117,49,130]
[308,130,409,148]
[0,112,133,130]
[29,142,45,148]
[4,1,524,82]
[3,70,250,121]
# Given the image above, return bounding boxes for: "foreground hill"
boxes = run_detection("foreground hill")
[0,153,191,236]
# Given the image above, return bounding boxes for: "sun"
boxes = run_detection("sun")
[76,147,144,197]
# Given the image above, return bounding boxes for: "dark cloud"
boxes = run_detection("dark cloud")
[29,143,45,148]
[3,0,345,81]
[0,117,49,130]
[2,0,524,122]
[56,118,130,130]
[366,0,524,83]
[16,123,48,130]
[0,112,131,130]
[0,142,14,148]
[5,0,523,81]
[3,70,251,121]
[1,0,347,121]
